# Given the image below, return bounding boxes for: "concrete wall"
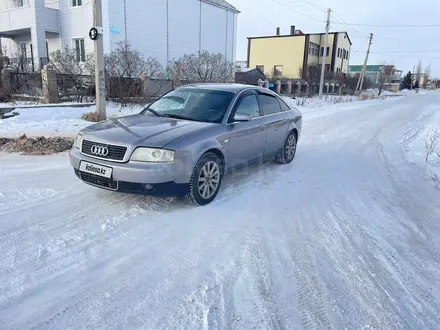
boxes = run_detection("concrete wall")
[248,35,306,79]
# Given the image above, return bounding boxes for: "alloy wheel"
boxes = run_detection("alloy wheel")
[198,160,221,200]
[286,134,297,161]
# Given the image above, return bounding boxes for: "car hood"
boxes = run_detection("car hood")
[81,114,215,147]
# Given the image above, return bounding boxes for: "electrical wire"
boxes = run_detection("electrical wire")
[268,0,325,22]
[296,0,327,10]
[338,23,440,28]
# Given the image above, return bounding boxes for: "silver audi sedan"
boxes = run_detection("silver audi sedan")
[69,83,302,205]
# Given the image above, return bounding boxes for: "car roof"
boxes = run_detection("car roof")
[179,83,271,94]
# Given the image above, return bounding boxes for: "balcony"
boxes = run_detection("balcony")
[0,3,60,34]
[0,5,34,33]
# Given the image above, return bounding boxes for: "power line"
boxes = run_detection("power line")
[330,11,405,42]
[255,16,278,27]
[371,50,440,54]
[339,23,440,28]
[350,38,370,56]
[370,53,440,60]
[296,0,327,10]
[285,0,326,19]
[269,0,325,22]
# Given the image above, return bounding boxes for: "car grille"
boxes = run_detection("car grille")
[80,172,118,190]
[81,139,127,161]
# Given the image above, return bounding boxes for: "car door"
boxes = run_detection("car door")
[257,92,289,159]
[226,91,266,168]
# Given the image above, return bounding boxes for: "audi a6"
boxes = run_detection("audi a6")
[69,83,302,205]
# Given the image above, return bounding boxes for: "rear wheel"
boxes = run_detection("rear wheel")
[276,131,297,164]
[187,153,223,205]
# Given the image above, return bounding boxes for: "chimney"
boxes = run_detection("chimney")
[290,25,295,35]
[276,27,280,36]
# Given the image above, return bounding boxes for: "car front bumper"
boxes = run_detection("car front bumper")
[69,147,189,197]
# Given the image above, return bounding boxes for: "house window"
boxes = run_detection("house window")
[321,47,329,56]
[72,0,82,7]
[346,51,349,60]
[15,0,24,7]
[326,47,330,56]
[308,42,319,56]
[337,48,340,58]
[73,38,85,62]
[274,65,283,77]
[256,65,264,73]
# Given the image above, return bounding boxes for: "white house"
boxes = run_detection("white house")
[0,0,239,70]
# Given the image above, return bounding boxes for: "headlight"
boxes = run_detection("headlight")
[130,147,175,162]
[73,133,83,149]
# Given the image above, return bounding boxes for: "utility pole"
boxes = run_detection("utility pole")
[93,0,106,120]
[355,33,373,94]
[319,8,331,97]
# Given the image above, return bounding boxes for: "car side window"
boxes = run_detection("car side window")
[259,93,282,115]
[234,94,261,119]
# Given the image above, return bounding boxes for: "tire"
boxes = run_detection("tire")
[276,130,297,164]
[187,152,223,205]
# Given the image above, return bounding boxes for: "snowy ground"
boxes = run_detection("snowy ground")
[0,94,401,137]
[0,102,144,137]
[1,91,440,329]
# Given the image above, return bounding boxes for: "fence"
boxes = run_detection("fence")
[9,72,42,96]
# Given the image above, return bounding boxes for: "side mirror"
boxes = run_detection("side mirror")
[233,113,252,122]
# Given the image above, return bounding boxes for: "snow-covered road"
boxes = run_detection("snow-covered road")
[1,92,440,329]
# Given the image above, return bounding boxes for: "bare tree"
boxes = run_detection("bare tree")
[423,64,431,88]
[50,48,95,102]
[168,50,234,85]
[414,59,423,88]
[103,41,165,106]
[425,128,439,163]
[298,64,321,95]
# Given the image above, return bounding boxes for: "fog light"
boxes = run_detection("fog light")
[144,184,155,190]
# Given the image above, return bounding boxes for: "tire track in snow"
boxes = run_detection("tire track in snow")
[286,209,333,330]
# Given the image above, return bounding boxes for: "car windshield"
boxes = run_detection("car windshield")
[144,88,235,123]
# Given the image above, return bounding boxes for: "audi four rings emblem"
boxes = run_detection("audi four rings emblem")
[91,145,109,156]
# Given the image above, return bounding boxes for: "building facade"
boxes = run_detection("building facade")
[0,0,238,70]
[247,26,352,79]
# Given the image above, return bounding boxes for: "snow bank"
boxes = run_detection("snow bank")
[281,95,358,108]
[403,109,440,186]
[0,102,144,137]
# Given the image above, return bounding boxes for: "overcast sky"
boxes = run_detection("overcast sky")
[227,0,440,77]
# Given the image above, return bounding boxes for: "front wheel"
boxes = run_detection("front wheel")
[187,153,223,205]
[276,131,297,164]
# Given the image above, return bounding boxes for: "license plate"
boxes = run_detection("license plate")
[79,161,113,178]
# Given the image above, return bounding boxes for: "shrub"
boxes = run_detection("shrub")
[81,111,102,122]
